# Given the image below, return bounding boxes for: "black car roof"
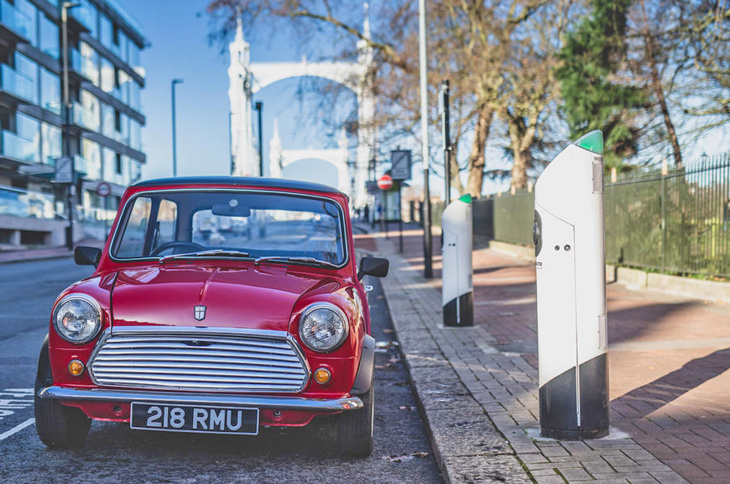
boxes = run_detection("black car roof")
[133,176,344,195]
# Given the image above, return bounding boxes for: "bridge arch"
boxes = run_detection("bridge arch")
[228,7,375,207]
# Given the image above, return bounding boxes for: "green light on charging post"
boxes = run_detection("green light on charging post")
[459,194,472,204]
[574,130,603,154]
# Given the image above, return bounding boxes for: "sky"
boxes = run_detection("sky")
[119,0,729,201]
[122,0,355,190]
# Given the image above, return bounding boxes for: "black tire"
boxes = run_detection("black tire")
[336,386,374,457]
[34,343,91,449]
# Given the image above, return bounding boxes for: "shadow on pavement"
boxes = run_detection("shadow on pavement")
[612,348,730,417]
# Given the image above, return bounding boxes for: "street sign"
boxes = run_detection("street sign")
[377,174,393,191]
[390,150,411,181]
[96,181,111,197]
[366,180,378,194]
[54,157,73,184]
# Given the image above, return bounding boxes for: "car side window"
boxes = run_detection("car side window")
[115,196,152,258]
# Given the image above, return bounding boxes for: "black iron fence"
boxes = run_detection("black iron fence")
[471,153,730,278]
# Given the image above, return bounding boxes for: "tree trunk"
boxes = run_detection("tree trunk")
[449,147,465,195]
[465,106,493,197]
[507,116,534,189]
[510,147,529,189]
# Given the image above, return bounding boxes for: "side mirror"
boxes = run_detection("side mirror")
[358,256,389,280]
[74,246,101,268]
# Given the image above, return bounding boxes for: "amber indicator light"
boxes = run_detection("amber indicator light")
[314,368,331,385]
[68,359,85,376]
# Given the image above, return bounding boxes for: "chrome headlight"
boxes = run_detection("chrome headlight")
[53,294,102,344]
[299,303,349,353]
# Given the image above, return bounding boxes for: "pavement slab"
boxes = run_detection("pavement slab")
[355,223,729,483]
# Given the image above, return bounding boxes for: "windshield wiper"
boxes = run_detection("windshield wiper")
[254,256,339,269]
[159,249,250,264]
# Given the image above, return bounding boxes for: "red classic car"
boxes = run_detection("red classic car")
[34,177,388,456]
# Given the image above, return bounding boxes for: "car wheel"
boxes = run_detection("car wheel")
[336,386,374,457]
[34,344,91,449]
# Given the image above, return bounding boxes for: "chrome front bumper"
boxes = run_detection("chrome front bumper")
[38,386,363,412]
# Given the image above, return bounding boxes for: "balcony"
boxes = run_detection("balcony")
[0,64,34,104]
[0,0,32,44]
[0,186,56,220]
[68,2,94,33]
[73,103,100,132]
[74,154,89,177]
[71,49,99,84]
[0,130,37,164]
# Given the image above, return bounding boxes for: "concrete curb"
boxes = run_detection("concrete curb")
[0,250,72,264]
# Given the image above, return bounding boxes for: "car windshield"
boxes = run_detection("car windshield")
[112,190,347,266]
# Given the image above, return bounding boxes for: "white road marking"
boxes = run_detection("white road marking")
[0,418,34,441]
[0,389,34,421]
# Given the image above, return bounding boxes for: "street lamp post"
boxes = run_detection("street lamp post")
[171,79,184,177]
[419,0,433,278]
[62,2,79,251]
[254,101,263,176]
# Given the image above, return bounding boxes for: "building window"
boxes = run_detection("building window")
[16,0,38,47]
[39,15,59,59]
[40,123,61,165]
[102,147,115,181]
[101,103,114,138]
[100,57,114,93]
[130,118,141,151]
[81,138,101,179]
[114,110,121,131]
[129,80,140,111]
[77,90,100,132]
[12,113,40,163]
[115,153,122,175]
[118,69,131,104]
[14,52,38,104]
[80,42,99,85]
[129,42,141,74]
[40,68,61,115]
[118,32,129,63]
[100,13,118,55]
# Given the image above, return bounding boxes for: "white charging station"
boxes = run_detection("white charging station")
[442,194,474,327]
[534,130,609,440]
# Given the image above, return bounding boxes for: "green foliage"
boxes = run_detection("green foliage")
[556,0,647,170]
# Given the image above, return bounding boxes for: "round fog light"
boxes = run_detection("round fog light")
[68,359,85,376]
[314,367,331,385]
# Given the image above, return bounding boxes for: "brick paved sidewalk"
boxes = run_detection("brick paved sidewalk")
[357,224,730,483]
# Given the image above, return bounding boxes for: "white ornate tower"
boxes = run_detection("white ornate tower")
[269,119,283,179]
[228,17,258,176]
[355,2,376,207]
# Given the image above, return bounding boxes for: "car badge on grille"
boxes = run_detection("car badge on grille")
[194,305,207,321]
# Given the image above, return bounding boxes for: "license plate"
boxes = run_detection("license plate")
[130,403,259,435]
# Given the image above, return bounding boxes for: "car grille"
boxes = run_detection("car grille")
[88,327,310,393]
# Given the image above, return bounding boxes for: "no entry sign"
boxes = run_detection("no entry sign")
[377,174,393,191]
[96,181,111,197]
